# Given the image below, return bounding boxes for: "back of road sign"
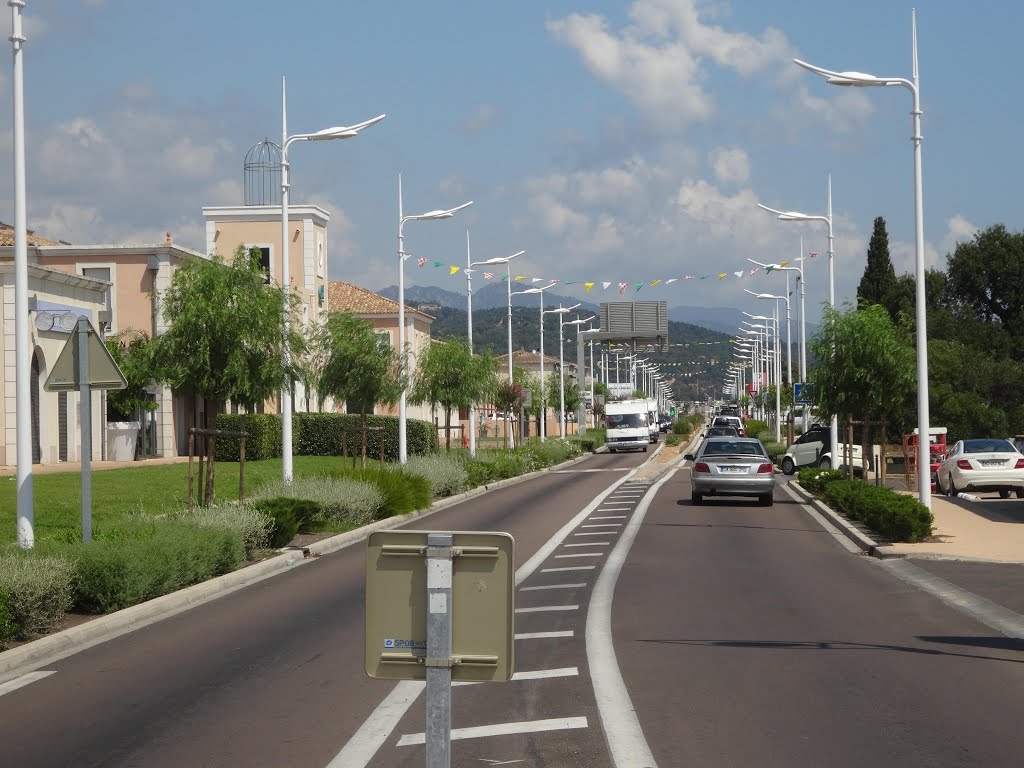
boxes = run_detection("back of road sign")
[365,530,514,682]
[44,317,126,392]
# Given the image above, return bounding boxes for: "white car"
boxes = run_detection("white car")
[936,438,1024,498]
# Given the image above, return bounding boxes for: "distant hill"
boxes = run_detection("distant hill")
[426,303,735,403]
[378,282,602,314]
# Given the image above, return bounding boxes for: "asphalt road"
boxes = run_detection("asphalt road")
[2,446,1023,768]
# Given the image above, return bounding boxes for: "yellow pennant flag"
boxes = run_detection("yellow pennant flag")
[449,265,460,275]
[650,279,662,287]
[718,273,727,280]
[515,275,526,281]
[779,260,789,267]
[584,282,595,293]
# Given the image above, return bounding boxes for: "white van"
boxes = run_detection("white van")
[605,400,650,453]
[645,398,659,443]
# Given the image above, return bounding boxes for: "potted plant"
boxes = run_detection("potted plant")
[105,330,158,461]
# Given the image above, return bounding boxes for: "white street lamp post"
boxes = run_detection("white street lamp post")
[11,0,31,547]
[511,284,555,441]
[543,304,580,438]
[565,316,596,432]
[280,78,384,485]
[465,238,522,457]
[795,8,931,508]
[758,177,838,464]
[397,181,472,464]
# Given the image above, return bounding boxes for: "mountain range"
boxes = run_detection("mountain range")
[377,282,756,336]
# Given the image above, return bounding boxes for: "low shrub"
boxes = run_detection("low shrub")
[361,467,432,517]
[762,441,787,465]
[70,522,243,614]
[571,427,606,453]
[798,467,844,493]
[823,480,933,542]
[0,552,75,639]
[464,456,499,487]
[673,415,699,435]
[745,419,768,437]
[173,503,273,558]
[665,433,681,447]
[253,497,323,547]
[0,588,16,647]
[403,455,468,498]
[253,476,385,529]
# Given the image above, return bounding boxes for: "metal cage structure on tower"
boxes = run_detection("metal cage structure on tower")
[244,138,282,206]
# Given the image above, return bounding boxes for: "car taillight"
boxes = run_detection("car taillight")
[757,463,774,474]
[1015,458,1024,469]
[694,462,710,473]
[956,459,972,470]
[738,429,745,436]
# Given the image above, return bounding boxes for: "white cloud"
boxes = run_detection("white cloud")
[709,147,750,185]
[940,214,978,259]
[461,103,500,134]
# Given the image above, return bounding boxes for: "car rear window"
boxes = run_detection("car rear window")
[962,439,1015,454]
[702,441,765,457]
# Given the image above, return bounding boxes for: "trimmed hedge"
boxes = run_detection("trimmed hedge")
[798,467,933,543]
[0,588,15,647]
[330,465,433,518]
[70,522,244,613]
[0,552,75,639]
[212,412,438,462]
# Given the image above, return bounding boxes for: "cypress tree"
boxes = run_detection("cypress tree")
[857,216,898,312]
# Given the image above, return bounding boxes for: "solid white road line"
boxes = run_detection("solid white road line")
[331,454,658,767]
[587,469,677,768]
[454,667,579,687]
[515,605,579,613]
[519,583,587,591]
[564,542,610,547]
[0,670,55,697]
[515,630,575,640]
[396,717,589,747]
[554,553,604,559]
[542,566,596,572]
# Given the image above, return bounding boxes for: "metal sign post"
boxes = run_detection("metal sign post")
[425,532,453,767]
[44,316,126,543]
[78,317,92,542]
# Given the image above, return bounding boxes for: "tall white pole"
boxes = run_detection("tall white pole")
[11,0,32,547]
[466,231,476,458]
[798,239,807,382]
[588,331,595,428]
[773,309,781,442]
[825,175,839,467]
[506,263,515,449]
[558,311,566,438]
[397,175,408,463]
[538,294,546,441]
[910,8,931,510]
[280,77,294,484]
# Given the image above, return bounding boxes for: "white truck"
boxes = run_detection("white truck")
[605,400,650,453]
[780,424,863,475]
[645,398,659,444]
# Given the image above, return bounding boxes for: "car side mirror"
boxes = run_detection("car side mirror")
[684,453,696,461]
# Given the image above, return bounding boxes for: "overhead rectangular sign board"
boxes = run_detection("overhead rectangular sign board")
[44,317,126,392]
[365,530,514,682]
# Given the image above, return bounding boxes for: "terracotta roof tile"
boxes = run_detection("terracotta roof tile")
[0,222,64,246]
[327,280,433,320]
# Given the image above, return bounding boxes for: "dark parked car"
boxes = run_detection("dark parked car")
[704,426,739,438]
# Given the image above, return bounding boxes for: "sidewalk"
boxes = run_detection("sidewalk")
[789,479,1024,564]
[0,456,191,476]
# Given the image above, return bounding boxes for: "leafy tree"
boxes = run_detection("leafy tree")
[857,217,898,313]
[631,389,647,399]
[545,373,583,427]
[809,303,916,465]
[104,330,158,422]
[494,379,524,448]
[593,380,610,399]
[409,338,499,451]
[946,224,1024,329]
[151,245,302,502]
[316,312,402,467]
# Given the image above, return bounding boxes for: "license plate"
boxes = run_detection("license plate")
[981,460,1005,467]
[719,466,747,474]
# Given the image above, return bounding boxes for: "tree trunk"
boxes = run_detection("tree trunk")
[445,404,452,452]
[205,435,216,506]
[360,411,367,472]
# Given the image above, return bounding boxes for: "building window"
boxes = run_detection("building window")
[78,262,116,333]
[244,244,273,284]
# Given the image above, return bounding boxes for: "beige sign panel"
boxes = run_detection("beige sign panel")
[44,317,127,392]
[365,530,514,682]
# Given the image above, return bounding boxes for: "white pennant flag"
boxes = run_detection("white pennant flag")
[664,278,678,284]
[602,281,611,290]
[531,277,543,283]
[733,271,744,279]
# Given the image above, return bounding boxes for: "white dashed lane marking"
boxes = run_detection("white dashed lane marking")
[514,604,580,614]
[518,583,586,591]
[542,566,596,572]
[396,717,589,747]
[0,671,55,697]
[515,630,575,640]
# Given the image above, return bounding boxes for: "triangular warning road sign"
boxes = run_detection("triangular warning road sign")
[44,316,127,392]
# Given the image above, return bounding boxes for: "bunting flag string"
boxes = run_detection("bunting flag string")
[408,257,811,288]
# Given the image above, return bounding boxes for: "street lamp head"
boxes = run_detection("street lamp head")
[406,201,473,223]
[473,250,524,268]
[794,58,902,88]
[308,114,386,140]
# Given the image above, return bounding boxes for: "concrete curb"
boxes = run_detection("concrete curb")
[0,447,598,683]
[787,481,883,556]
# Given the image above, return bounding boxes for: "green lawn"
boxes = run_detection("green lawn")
[1,456,347,543]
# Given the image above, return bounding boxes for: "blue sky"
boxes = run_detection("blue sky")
[1,1,1020,324]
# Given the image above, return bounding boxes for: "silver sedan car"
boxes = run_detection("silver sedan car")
[684,436,776,506]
